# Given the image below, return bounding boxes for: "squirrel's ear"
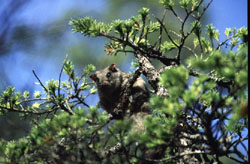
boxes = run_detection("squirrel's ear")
[89,74,97,81]
[109,64,117,72]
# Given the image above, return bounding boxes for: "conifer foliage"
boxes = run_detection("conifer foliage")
[0,0,248,163]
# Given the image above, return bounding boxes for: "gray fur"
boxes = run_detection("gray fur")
[90,64,150,115]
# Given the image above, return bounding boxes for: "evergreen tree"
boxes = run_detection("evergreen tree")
[0,0,248,163]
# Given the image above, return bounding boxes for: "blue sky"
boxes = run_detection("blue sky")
[207,0,247,41]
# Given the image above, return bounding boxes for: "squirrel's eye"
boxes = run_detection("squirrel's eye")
[106,72,111,78]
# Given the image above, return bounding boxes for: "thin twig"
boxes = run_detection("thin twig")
[0,105,55,115]
[144,150,211,163]
[169,7,183,23]
[183,45,198,58]
[58,54,69,96]
[153,15,179,48]
[32,70,48,93]
[155,9,167,50]
[216,35,235,50]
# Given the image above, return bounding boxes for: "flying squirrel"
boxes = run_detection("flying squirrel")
[90,64,164,162]
[89,64,151,119]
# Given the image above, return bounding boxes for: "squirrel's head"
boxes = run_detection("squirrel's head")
[90,64,122,91]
